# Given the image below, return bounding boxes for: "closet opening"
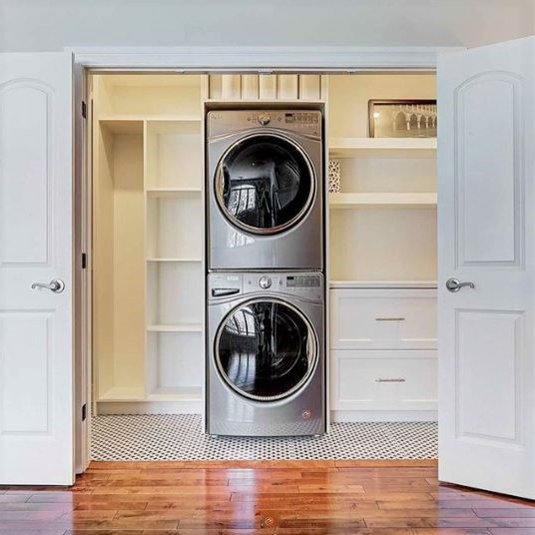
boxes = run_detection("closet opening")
[84,70,437,462]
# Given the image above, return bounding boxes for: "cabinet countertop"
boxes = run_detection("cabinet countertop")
[329,280,438,289]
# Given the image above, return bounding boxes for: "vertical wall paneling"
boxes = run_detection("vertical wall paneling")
[241,75,259,100]
[221,74,241,100]
[277,74,299,99]
[259,74,277,100]
[300,74,321,100]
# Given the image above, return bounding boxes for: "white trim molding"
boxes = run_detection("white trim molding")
[69,46,464,71]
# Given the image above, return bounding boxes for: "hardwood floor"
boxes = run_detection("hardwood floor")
[0,460,534,534]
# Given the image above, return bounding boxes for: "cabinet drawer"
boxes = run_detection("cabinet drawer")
[330,288,437,349]
[331,350,437,411]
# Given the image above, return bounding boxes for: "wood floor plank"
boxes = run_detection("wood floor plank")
[1,461,533,534]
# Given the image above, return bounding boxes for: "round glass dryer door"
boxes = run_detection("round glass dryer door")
[215,134,315,235]
[215,299,317,401]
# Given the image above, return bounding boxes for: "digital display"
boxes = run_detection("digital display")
[285,113,295,123]
[287,276,320,288]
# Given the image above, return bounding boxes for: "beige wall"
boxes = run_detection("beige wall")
[0,0,533,52]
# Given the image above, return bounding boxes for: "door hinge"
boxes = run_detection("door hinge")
[81,101,87,119]
[81,403,87,421]
[81,252,87,269]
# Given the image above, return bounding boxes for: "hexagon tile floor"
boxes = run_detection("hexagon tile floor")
[91,414,437,461]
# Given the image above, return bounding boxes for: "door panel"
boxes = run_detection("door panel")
[0,82,52,265]
[455,73,523,267]
[438,36,535,499]
[0,313,51,432]
[0,52,73,485]
[456,310,523,444]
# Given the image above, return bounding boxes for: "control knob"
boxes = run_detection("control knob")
[257,113,271,126]
[259,276,272,289]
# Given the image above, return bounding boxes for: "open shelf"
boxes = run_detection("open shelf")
[146,331,203,402]
[147,324,203,332]
[329,137,436,158]
[146,188,202,197]
[93,119,146,403]
[145,121,202,189]
[146,193,203,259]
[98,118,144,134]
[329,192,437,208]
[99,114,201,123]
[94,74,203,118]
[146,262,202,326]
[146,258,202,263]
[330,205,437,281]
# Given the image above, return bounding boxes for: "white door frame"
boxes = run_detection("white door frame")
[71,45,461,473]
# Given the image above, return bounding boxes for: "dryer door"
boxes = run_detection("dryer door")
[215,134,315,235]
[215,298,318,401]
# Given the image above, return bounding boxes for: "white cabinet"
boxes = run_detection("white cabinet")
[330,288,436,350]
[332,350,437,411]
[330,287,438,421]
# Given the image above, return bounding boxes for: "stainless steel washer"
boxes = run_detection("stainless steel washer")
[206,109,324,270]
[206,271,325,436]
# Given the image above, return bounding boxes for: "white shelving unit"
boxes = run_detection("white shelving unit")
[92,74,206,412]
[329,136,436,157]
[327,73,438,422]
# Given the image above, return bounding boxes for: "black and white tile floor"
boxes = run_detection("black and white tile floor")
[91,414,437,461]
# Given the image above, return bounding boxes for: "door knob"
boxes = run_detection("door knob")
[31,279,65,293]
[446,278,475,293]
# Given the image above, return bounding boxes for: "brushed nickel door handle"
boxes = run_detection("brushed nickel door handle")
[446,278,475,293]
[31,279,65,293]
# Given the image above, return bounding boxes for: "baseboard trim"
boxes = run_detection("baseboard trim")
[96,401,202,415]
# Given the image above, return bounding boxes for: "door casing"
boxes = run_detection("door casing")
[73,45,461,473]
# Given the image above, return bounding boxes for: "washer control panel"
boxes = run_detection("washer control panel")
[208,272,323,302]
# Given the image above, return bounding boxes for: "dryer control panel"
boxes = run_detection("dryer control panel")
[207,109,322,139]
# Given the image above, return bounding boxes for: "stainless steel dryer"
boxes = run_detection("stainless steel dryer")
[206,109,324,270]
[207,271,325,436]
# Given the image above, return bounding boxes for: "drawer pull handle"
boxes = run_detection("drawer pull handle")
[375,378,406,383]
[375,317,405,321]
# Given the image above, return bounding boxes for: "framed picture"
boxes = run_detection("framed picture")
[368,99,437,138]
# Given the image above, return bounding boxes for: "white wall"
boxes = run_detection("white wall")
[0,0,533,52]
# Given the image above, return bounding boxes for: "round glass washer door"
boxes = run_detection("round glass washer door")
[215,298,318,402]
[215,134,315,235]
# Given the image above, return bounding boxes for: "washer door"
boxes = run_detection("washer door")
[215,134,315,235]
[215,299,317,401]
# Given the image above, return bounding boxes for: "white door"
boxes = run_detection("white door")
[438,36,535,499]
[0,53,74,485]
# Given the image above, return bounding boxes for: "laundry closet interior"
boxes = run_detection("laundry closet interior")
[89,70,437,455]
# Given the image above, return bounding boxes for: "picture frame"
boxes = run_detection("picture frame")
[368,99,437,138]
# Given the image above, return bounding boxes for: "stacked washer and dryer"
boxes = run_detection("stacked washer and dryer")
[205,109,326,436]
